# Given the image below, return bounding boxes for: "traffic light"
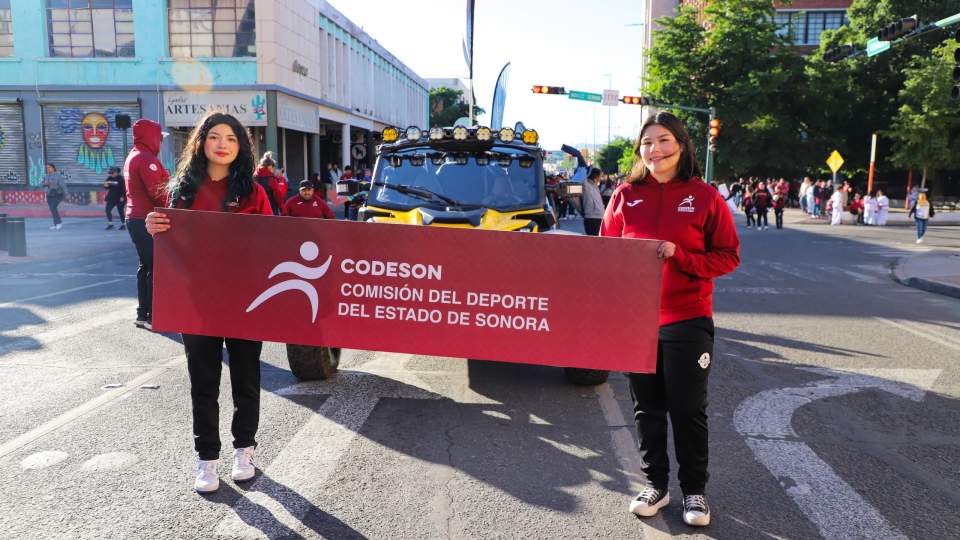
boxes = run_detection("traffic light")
[953,30,960,100]
[531,85,565,95]
[708,119,721,151]
[621,96,654,105]
[824,44,854,63]
[877,15,919,41]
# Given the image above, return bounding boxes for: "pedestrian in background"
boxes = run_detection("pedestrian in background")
[909,192,935,243]
[103,166,126,230]
[863,191,877,226]
[875,189,889,226]
[283,180,334,219]
[849,192,864,225]
[772,190,786,230]
[600,173,616,209]
[42,163,69,230]
[798,177,811,214]
[602,112,740,528]
[253,152,287,215]
[144,111,272,495]
[743,186,755,228]
[754,181,771,230]
[124,119,169,330]
[829,187,843,226]
[581,167,604,236]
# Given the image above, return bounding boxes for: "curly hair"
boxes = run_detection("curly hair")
[168,112,256,211]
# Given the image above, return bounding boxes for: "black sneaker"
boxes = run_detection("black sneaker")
[105,224,114,230]
[118,224,126,230]
[682,494,710,526]
[134,317,149,329]
[629,486,670,517]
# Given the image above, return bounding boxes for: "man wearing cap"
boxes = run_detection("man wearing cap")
[283,180,334,219]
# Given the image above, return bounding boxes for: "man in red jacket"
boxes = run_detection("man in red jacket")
[283,180,334,219]
[124,119,169,330]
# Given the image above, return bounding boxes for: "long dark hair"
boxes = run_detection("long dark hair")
[168,112,256,210]
[627,112,702,184]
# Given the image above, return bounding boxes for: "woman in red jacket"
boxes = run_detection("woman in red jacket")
[601,112,740,527]
[254,151,288,215]
[145,112,273,494]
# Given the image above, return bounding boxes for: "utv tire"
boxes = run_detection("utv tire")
[563,367,610,386]
[286,344,341,380]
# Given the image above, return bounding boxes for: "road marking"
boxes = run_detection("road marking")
[215,355,443,539]
[767,262,816,281]
[0,278,126,308]
[734,367,940,540]
[595,380,673,540]
[0,355,184,460]
[830,267,883,284]
[2,272,136,279]
[875,317,960,352]
[715,287,799,294]
[81,451,139,471]
[20,450,70,470]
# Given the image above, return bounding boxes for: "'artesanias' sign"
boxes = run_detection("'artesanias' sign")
[163,91,268,127]
[153,210,662,373]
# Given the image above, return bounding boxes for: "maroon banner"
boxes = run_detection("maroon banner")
[153,210,662,373]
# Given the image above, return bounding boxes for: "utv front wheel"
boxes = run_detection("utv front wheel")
[286,345,341,380]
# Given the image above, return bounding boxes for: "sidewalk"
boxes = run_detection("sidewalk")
[893,252,960,300]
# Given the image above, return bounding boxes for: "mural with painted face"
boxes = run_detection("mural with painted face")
[58,107,122,174]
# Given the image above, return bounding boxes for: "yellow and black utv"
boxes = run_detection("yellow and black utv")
[287,124,608,386]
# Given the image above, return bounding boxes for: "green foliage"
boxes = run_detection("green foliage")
[429,87,485,127]
[594,137,634,174]
[885,40,960,185]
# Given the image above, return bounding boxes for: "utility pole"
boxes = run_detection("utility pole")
[605,73,612,144]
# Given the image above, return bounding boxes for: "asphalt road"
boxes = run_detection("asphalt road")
[0,212,958,539]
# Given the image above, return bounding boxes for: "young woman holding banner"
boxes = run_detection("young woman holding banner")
[145,112,273,493]
[601,112,740,527]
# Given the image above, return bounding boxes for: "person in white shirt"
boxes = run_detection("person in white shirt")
[798,178,811,214]
[875,190,889,226]
[829,189,844,225]
[863,193,877,225]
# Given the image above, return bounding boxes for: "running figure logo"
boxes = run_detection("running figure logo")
[245,241,333,323]
[677,195,696,213]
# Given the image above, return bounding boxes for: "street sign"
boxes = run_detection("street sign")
[866,37,891,57]
[826,150,844,173]
[602,89,619,106]
[568,90,602,103]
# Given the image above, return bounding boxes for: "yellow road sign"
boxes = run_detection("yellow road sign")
[826,150,844,173]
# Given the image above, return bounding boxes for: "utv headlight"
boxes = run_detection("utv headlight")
[498,128,515,142]
[405,126,422,141]
[453,126,469,141]
[429,127,445,141]
[476,126,492,141]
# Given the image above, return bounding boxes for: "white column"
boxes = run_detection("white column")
[341,123,351,169]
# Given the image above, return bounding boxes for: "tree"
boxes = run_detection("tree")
[429,87,485,127]
[885,39,960,193]
[594,137,634,174]
[645,0,807,180]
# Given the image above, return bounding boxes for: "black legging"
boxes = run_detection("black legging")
[105,199,125,223]
[756,207,769,227]
[745,207,755,227]
[47,194,63,225]
[774,208,784,229]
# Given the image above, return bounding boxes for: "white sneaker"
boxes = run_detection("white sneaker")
[629,486,670,517]
[55,224,62,230]
[916,237,924,244]
[231,446,256,482]
[194,459,219,493]
[764,226,769,230]
[682,494,711,526]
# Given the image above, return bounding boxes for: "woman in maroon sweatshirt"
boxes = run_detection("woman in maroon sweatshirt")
[601,112,740,527]
[145,112,272,495]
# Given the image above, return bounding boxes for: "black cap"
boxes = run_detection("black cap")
[299,180,314,189]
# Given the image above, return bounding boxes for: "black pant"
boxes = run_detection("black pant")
[583,217,602,236]
[184,334,263,460]
[105,199,125,223]
[47,194,63,225]
[127,219,153,320]
[628,317,714,494]
[756,208,768,227]
[774,208,784,229]
[745,208,755,227]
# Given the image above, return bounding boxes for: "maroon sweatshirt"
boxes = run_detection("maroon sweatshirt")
[174,176,273,215]
[124,119,170,219]
[282,195,334,219]
[601,176,740,326]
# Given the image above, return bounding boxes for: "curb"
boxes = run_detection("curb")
[891,257,960,300]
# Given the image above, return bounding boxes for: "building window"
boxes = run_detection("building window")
[47,0,135,58]
[0,0,13,57]
[168,0,255,58]
[774,10,847,46]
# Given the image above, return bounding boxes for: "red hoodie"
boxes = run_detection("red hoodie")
[173,176,273,215]
[124,119,169,219]
[601,176,740,326]
[254,166,287,213]
[282,194,334,219]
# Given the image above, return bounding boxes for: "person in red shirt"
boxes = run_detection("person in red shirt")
[123,118,170,329]
[145,112,272,495]
[253,151,287,215]
[601,112,739,527]
[283,180,334,219]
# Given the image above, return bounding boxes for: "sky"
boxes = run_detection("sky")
[328,0,650,151]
